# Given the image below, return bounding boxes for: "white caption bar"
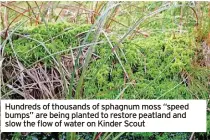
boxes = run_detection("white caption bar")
[1,100,207,132]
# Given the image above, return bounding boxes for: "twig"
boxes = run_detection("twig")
[189,132,195,140]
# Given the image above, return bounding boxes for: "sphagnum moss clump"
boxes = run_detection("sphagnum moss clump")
[4,23,209,100]
[5,23,91,66]
[84,34,209,99]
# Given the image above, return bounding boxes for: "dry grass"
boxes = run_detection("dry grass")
[1,42,102,99]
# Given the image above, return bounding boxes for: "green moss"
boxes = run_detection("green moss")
[5,23,209,100]
[84,34,208,99]
[5,23,91,66]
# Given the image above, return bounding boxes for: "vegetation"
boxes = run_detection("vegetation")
[1,1,210,140]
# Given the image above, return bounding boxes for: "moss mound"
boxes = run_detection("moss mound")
[5,23,91,66]
[5,23,209,100]
[85,34,209,99]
